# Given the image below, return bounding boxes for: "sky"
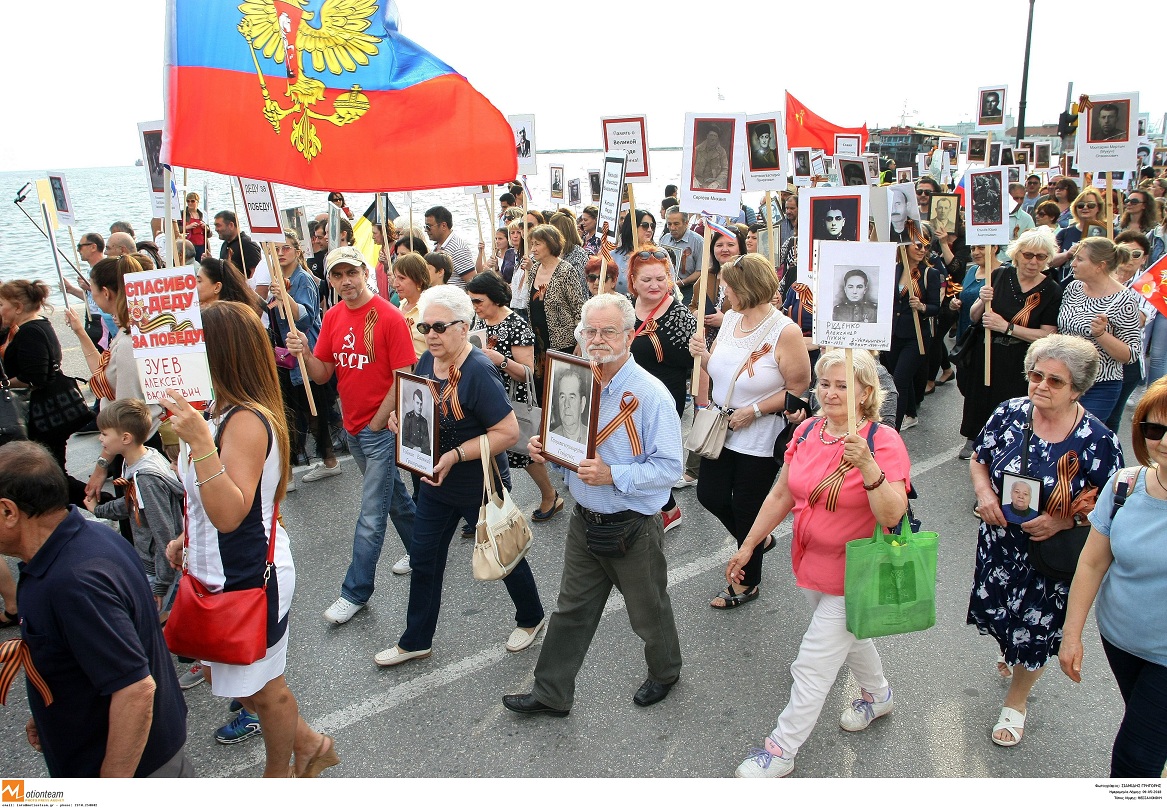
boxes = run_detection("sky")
[1,0,1161,172]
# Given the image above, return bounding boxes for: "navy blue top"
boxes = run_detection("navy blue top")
[415,346,513,504]
[18,507,187,777]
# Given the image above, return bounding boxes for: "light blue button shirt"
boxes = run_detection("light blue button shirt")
[562,356,682,516]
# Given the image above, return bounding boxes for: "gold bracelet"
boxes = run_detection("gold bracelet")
[191,449,217,463]
[195,465,226,488]
[84,351,98,359]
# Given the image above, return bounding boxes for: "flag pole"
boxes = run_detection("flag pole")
[473,193,485,246]
[228,181,245,272]
[689,226,713,396]
[41,201,70,310]
[262,242,316,416]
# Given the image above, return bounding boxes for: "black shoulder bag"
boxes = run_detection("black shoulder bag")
[0,352,28,445]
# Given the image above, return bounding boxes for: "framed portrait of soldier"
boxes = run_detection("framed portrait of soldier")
[588,170,601,201]
[977,85,1007,129]
[396,371,438,479]
[550,165,564,200]
[967,135,989,164]
[1086,99,1131,144]
[1007,165,1022,184]
[989,142,1003,167]
[792,148,813,187]
[681,112,745,217]
[863,154,880,185]
[939,138,959,164]
[1015,151,1029,172]
[540,351,599,472]
[1076,91,1139,172]
[1155,148,1167,168]
[876,183,922,244]
[837,158,870,187]
[46,173,75,227]
[568,178,581,207]
[1034,142,1052,169]
[834,134,861,158]
[929,193,959,236]
[744,113,787,192]
[895,167,914,184]
[964,167,1010,245]
[811,241,897,351]
[508,113,537,173]
[1000,146,1015,168]
[746,119,781,172]
[796,185,869,285]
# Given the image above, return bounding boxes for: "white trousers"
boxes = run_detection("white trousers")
[770,590,888,757]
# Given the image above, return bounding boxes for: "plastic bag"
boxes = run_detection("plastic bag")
[844,514,938,640]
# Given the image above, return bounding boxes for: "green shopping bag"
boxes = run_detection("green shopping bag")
[844,515,939,640]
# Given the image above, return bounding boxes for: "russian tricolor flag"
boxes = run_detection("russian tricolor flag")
[162,1,517,192]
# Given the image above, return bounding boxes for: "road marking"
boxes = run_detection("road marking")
[219,441,966,775]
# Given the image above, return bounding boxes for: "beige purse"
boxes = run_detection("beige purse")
[472,434,534,581]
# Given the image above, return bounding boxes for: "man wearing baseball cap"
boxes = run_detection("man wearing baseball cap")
[285,246,419,625]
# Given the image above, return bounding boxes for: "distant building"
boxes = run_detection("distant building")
[868,126,961,169]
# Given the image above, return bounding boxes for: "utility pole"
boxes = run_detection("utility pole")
[1016,0,1036,144]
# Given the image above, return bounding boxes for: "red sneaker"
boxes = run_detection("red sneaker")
[662,506,683,534]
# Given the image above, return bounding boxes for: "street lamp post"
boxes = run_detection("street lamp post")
[1016,0,1036,144]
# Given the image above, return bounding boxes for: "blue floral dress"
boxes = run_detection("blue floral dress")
[966,398,1123,670]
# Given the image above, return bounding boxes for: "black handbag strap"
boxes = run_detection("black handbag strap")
[0,351,11,389]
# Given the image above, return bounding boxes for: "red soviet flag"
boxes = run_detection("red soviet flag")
[1132,255,1167,317]
[785,92,868,156]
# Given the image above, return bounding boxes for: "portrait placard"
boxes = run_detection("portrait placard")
[1001,473,1041,524]
[1092,171,1129,190]
[137,120,167,218]
[540,351,599,472]
[967,135,989,164]
[964,167,1010,245]
[1137,141,1155,171]
[939,138,960,165]
[596,151,628,241]
[1137,113,1149,139]
[1015,151,1030,172]
[977,86,1007,130]
[126,266,212,404]
[834,134,861,158]
[837,158,870,188]
[601,115,650,182]
[1007,165,1022,184]
[929,193,959,237]
[743,112,787,191]
[549,165,564,200]
[680,113,745,216]
[1000,146,1015,168]
[46,173,75,227]
[1154,148,1167,169]
[280,206,310,244]
[508,114,537,174]
[989,142,1003,167]
[1076,91,1139,172]
[568,178,581,207]
[792,148,813,187]
[863,154,880,185]
[1034,142,1052,169]
[872,183,922,244]
[396,371,438,479]
[811,240,898,351]
[811,153,828,180]
[895,167,914,184]
[796,186,869,286]
[588,170,601,201]
[235,177,284,242]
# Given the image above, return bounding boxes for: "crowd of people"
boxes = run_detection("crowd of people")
[1,166,1165,779]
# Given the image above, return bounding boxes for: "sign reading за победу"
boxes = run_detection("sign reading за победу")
[127,267,212,403]
[235,177,284,241]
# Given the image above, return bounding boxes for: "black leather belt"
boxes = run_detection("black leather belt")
[576,505,641,525]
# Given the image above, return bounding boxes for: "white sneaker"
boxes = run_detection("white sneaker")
[839,687,894,731]
[373,645,432,667]
[900,416,919,431]
[505,617,547,652]
[323,597,364,624]
[735,738,794,778]
[286,477,297,492]
[672,475,698,489]
[391,554,412,575]
[302,462,343,482]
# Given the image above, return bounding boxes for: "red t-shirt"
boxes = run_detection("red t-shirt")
[783,420,912,596]
[315,295,415,433]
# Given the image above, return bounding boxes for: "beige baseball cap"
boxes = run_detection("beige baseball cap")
[324,245,368,272]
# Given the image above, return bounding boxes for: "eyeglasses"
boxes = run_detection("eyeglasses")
[274,244,295,253]
[1129,249,1145,259]
[469,297,485,305]
[638,221,655,230]
[416,320,464,334]
[579,326,627,341]
[633,249,669,262]
[1025,369,1070,390]
[1140,420,1167,441]
[1076,202,1098,209]
[1019,251,1049,262]
[587,274,600,282]
[916,190,933,197]
[1126,197,1143,205]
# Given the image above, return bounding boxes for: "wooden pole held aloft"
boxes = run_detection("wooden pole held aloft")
[689,226,714,396]
[262,242,317,416]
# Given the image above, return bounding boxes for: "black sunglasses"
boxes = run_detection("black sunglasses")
[916,189,933,197]
[77,242,93,249]
[1140,420,1167,442]
[416,320,464,334]
[587,274,600,282]
[633,249,669,262]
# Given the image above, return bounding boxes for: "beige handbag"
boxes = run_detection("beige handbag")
[472,434,534,581]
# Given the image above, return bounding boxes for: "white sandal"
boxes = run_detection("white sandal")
[992,706,1026,747]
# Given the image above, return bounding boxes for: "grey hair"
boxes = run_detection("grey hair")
[418,284,474,325]
[1005,226,1058,264]
[665,206,687,220]
[576,293,635,342]
[814,348,885,422]
[1024,334,1100,394]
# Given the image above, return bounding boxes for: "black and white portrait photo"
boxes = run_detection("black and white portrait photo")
[1088,100,1130,144]
[508,114,537,173]
[691,119,733,191]
[978,87,1005,128]
[940,139,959,163]
[568,178,581,206]
[967,136,988,164]
[141,129,165,193]
[550,165,564,200]
[989,142,1003,167]
[48,176,69,215]
[811,196,860,242]
[540,352,596,471]
[1000,146,1015,167]
[896,167,914,184]
[747,120,780,171]
[588,170,601,201]
[396,372,438,478]
[793,149,812,178]
[887,184,920,243]
[832,267,878,323]
[971,173,1004,226]
[1001,473,1041,525]
[1034,142,1051,169]
[929,193,959,236]
[838,158,868,187]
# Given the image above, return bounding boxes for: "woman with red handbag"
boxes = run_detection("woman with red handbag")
[162,301,338,778]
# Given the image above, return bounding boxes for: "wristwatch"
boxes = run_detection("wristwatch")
[96,457,110,470]
[1073,513,1086,527]
[1005,323,1015,337]
[752,403,762,419]
[500,358,508,372]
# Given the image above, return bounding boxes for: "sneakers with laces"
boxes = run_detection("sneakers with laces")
[662,506,683,533]
[214,709,262,744]
[900,416,919,431]
[735,737,794,778]
[391,555,412,575]
[302,462,343,482]
[323,597,364,624]
[177,662,206,690]
[840,687,894,731]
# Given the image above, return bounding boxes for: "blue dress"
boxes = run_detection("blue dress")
[966,398,1123,670]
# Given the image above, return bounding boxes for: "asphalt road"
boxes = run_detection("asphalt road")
[0,319,1140,781]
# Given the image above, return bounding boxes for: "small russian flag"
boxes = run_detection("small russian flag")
[701,212,738,240]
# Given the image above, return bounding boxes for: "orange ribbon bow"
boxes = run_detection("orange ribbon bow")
[743,343,773,378]
[595,391,642,456]
[0,638,54,707]
[436,365,464,420]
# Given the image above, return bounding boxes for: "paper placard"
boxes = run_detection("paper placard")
[568,178,581,207]
[1076,92,1140,172]
[235,178,284,242]
[45,173,75,227]
[126,266,212,403]
[812,240,898,351]
[596,151,628,241]
[679,112,745,217]
[792,148,814,187]
[834,134,861,158]
[601,116,650,182]
[35,180,59,231]
[550,165,564,200]
[796,186,870,286]
[977,86,1007,131]
[873,183,923,243]
[964,167,1010,245]
[743,112,788,192]
[137,120,167,218]
[508,114,537,174]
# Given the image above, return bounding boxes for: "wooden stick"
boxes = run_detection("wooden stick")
[262,242,317,416]
[472,193,485,246]
[1105,173,1114,241]
[689,227,714,396]
[983,250,998,387]
[228,181,245,272]
[764,191,776,270]
[898,245,926,355]
[845,348,858,435]
[490,190,496,234]
[67,226,84,281]
[163,167,175,268]
[627,184,639,251]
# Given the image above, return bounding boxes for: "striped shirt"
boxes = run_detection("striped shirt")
[1057,281,1143,383]
[436,232,475,288]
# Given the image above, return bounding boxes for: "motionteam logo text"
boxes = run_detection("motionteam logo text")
[2,781,66,803]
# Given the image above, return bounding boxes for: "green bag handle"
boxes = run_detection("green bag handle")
[872,513,914,545]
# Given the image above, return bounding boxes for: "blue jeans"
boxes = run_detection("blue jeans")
[1079,379,1123,425]
[1105,363,1143,434]
[398,487,543,652]
[340,426,416,606]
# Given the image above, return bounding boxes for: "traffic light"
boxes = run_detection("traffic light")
[1057,104,1079,137]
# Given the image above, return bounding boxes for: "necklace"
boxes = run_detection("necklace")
[1154,464,1166,495]
[819,417,865,445]
[737,306,774,336]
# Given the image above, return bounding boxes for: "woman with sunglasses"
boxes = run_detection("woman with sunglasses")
[1057,237,1142,423]
[326,191,353,220]
[524,224,584,400]
[1049,189,1107,280]
[629,245,697,532]
[689,254,811,609]
[968,334,1123,748]
[1119,189,1160,236]
[182,192,209,260]
[1049,178,1079,229]
[611,210,657,293]
[465,272,562,522]
[1060,377,1167,777]
[1107,231,1155,432]
[377,285,546,666]
[585,256,620,298]
[962,229,1062,456]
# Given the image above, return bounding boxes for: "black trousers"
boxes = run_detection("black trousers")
[1102,635,1167,777]
[882,336,928,428]
[697,448,779,589]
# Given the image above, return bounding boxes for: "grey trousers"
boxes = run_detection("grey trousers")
[531,509,682,711]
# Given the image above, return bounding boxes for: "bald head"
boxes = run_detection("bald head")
[106,232,136,256]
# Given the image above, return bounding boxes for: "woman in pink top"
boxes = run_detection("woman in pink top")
[729,349,911,778]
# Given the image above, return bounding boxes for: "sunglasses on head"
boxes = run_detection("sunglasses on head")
[1140,420,1167,441]
[1025,369,1070,390]
[416,320,464,334]
[633,249,669,262]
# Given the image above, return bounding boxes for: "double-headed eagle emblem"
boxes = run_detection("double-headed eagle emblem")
[237,0,382,161]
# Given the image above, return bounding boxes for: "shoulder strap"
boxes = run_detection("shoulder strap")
[866,421,879,454]
[1110,466,1140,520]
[796,417,820,445]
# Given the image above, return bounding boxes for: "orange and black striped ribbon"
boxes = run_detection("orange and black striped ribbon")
[598,223,615,264]
[438,364,464,420]
[640,318,664,362]
[0,638,53,707]
[363,308,379,363]
[908,267,922,298]
[1011,292,1042,327]
[808,456,854,512]
[88,349,115,401]
[112,477,142,526]
[595,391,642,455]
[1044,452,1080,519]
[742,343,773,378]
